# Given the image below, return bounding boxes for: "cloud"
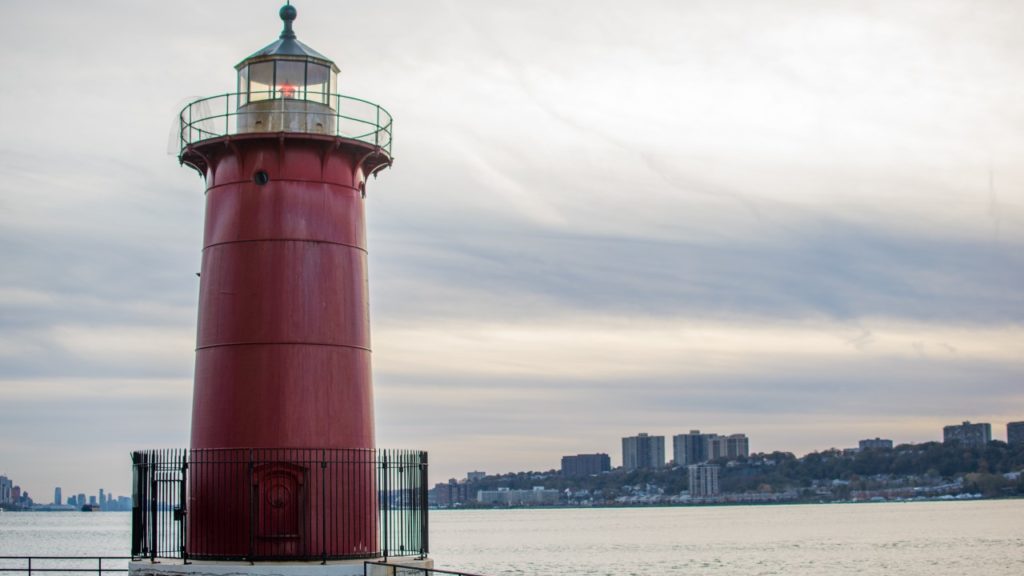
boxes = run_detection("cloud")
[1,0,1023,495]
[369,217,1024,327]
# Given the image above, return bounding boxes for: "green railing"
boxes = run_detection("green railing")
[178,91,392,158]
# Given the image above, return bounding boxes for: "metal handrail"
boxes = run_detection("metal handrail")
[178,91,393,158]
[0,557,130,576]
[363,561,490,576]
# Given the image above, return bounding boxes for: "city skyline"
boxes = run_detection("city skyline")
[1,0,1022,498]
[6,418,1023,501]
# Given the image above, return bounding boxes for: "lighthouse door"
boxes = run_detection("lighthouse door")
[253,462,307,558]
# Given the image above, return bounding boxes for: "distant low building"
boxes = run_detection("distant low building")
[561,453,611,476]
[477,487,559,506]
[943,421,991,448]
[430,478,472,507]
[622,433,665,471]
[1007,422,1024,446]
[688,464,720,498]
[466,471,486,482]
[859,438,893,450]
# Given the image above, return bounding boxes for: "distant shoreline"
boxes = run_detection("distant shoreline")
[432,494,1024,512]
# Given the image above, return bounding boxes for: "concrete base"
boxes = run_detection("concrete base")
[130,558,434,576]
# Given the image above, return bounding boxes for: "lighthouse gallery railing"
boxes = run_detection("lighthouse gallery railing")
[178,91,393,157]
[131,448,428,562]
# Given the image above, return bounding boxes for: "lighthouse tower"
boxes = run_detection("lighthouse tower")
[130,5,428,575]
[188,4,382,457]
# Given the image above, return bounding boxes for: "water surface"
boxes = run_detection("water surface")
[2,501,1022,575]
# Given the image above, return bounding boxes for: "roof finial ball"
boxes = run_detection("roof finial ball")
[279,2,297,40]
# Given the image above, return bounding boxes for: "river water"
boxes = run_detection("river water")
[2,501,1022,575]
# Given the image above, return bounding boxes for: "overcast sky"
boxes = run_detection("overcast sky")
[1,0,1022,500]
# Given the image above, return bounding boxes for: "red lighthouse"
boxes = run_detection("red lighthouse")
[131,4,428,571]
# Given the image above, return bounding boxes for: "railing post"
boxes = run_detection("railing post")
[27,557,31,576]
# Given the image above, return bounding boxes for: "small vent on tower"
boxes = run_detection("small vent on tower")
[253,170,270,185]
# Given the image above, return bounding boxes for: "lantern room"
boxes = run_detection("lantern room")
[234,3,340,133]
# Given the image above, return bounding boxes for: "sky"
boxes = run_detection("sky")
[1,0,1022,501]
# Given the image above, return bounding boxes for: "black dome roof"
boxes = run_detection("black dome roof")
[235,3,338,72]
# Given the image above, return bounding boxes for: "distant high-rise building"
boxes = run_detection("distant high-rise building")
[98,489,105,507]
[77,493,86,508]
[54,487,62,506]
[466,471,486,482]
[688,464,720,498]
[705,434,726,460]
[561,453,611,476]
[859,438,893,450]
[0,476,11,504]
[622,433,665,471]
[725,434,750,459]
[943,421,992,448]
[1007,422,1024,446]
[673,431,748,465]
[11,486,22,503]
[673,431,710,466]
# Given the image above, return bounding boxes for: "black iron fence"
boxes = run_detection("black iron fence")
[131,448,427,562]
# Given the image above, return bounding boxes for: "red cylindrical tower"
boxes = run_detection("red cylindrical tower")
[177,4,392,559]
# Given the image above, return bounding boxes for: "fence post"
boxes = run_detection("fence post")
[131,452,140,558]
[180,450,189,562]
[151,456,158,561]
[322,449,327,565]
[249,448,256,564]
[420,451,429,557]
[382,451,389,561]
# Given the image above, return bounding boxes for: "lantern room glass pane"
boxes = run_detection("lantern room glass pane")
[329,70,338,109]
[307,64,329,104]
[249,61,273,102]
[237,66,249,106]
[275,60,306,100]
